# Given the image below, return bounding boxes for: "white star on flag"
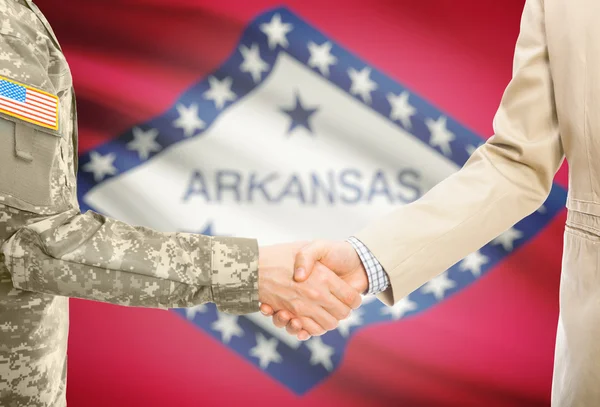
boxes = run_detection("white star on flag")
[306,337,335,371]
[360,294,378,305]
[459,251,489,277]
[421,272,456,300]
[260,13,293,50]
[173,103,205,138]
[425,116,455,156]
[204,76,237,109]
[249,333,282,369]
[239,43,269,83]
[307,41,337,76]
[337,309,364,337]
[211,313,244,344]
[387,91,416,128]
[492,227,523,251]
[185,304,207,321]
[465,144,479,156]
[381,296,418,320]
[83,151,117,182]
[348,66,377,104]
[537,205,547,214]
[127,127,161,160]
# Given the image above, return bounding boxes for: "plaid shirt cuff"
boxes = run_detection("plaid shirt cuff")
[347,236,390,295]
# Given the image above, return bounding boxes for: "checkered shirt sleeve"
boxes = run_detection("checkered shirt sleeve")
[347,236,390,295]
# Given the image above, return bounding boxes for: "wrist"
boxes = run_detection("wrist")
[257,245,293,306]
[341,241,369,293]
[257,242,309,303]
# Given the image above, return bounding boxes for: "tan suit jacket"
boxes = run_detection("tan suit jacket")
[355,0,598,405]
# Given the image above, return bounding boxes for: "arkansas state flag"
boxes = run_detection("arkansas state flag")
[35,0,567,406]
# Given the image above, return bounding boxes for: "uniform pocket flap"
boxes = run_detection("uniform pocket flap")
[14,122,35,162]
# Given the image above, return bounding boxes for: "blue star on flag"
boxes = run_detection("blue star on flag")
[280,92,319,135]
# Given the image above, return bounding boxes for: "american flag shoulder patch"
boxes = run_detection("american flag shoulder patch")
[0,76,59,131]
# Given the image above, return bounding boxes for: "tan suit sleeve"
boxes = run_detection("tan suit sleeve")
[355,0,564,306]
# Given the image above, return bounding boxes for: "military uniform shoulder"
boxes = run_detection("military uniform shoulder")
[0,1,61,95]
[0,1,51,45]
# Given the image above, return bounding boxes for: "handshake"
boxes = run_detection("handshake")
[257,240,370,341]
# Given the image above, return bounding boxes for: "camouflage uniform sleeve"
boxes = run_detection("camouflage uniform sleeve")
[1,209,259,314]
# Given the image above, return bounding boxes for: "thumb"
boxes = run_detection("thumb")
[294,240,329,282]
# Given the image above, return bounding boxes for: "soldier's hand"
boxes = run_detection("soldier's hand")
[258,243,362,339]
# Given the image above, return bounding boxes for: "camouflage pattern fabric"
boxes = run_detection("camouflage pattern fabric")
[0,1,259,405]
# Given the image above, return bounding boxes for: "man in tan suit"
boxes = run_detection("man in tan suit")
[261,0,595,404]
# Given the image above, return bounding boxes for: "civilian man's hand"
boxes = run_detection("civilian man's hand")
[258,242,362,338]
[260,240,368,340]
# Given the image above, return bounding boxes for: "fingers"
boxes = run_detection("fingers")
[284,321,314,342]
[328,274,362,310]
[297,317,327,336]
[294,240,330,282]
[288,264,359,331]
[272,310,293,328]
[260,303,274,316]
[308,306,339,332]
[270,311,320,339]
[282,318,312,341]
[290,285,343,331]
[297,330,311,341]
[270,308,332,339]
[285,318,303,336]
[320,293,353,321]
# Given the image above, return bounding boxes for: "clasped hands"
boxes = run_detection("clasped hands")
[258,240,368,341]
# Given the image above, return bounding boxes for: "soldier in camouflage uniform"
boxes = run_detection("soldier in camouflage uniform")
[0,1,362,405]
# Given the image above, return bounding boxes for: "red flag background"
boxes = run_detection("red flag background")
[33,0,566,406]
